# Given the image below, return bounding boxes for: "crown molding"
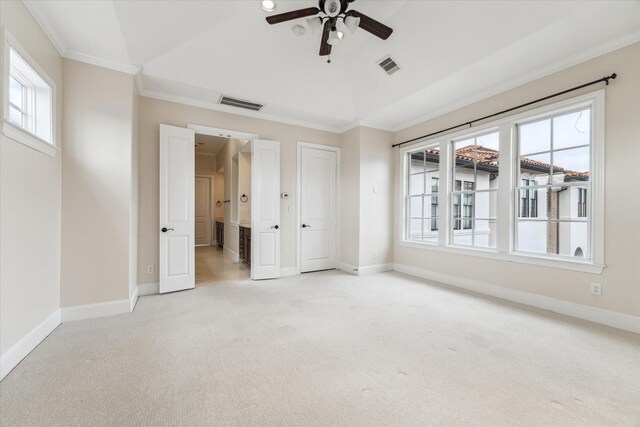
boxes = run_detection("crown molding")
[64,50,140,75]
[140,89,349,134]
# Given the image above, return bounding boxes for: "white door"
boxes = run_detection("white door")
[194,176,211,246]
[300,146,338,272]
[251,140,280,280]
[159,124,195,293]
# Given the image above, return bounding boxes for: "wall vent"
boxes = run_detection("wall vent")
[219,96,263,111]
[377,56,400,76]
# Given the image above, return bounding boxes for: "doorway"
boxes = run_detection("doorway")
[193,131,251,285]
[297,142,340,273]
[159,124,283,293]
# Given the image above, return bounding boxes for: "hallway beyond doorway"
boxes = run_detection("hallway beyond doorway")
[195,245,249,285]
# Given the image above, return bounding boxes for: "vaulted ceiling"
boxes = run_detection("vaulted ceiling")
[25,0,640,132]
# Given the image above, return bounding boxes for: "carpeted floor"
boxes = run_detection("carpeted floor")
[1,270,639,426]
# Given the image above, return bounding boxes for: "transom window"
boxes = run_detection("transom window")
[401,91,604,272]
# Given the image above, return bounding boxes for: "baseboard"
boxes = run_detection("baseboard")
[393,263,640,334]
[138,282,159,296]
[339,262,359,275]
[280,267,299,277]
[1,309,61,381]
[358,263,393,275]
[129,286,139,312]
[339,262,393,276]
[61,298,131,322]
[223,245,239,262]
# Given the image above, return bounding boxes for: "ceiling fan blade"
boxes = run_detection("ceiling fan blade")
[319,20,332,56]
[266,7,320,25]
[347,10,393,40]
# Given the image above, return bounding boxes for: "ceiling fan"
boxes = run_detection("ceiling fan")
[265,0,393,61]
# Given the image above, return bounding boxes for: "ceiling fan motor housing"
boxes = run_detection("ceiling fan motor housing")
[322,0,342,17]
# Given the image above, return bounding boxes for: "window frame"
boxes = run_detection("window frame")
[2,29,58,157]
[399,90,605,274]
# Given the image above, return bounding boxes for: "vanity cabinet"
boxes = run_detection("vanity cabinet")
[239,226,251,266]
[215,221,224,248]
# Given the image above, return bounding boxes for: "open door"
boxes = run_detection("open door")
[159,124,195,293]
[251,139,281,280]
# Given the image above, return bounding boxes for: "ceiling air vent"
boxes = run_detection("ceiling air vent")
[377,56,400,76]
[219,96,263,111]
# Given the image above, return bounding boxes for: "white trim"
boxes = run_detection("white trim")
[296,141,341,275]
[142,89,344,134]
[138,282,159,296]
[393,263,640,334]
[61,299,131,322]
[339,262,360,275]
[129,285,139,312]
[280,267,299,277]
[223,245,239,262]
[339,262,393,276]
[0,309,61,381]
[64,50,139,75]
[188,124,258,141]
[2,120,59,157]
[358,263,393,275]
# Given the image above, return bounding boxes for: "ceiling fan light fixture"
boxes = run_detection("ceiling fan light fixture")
[344,15,360,33]
[307,16,322,33]
[328,28,343,45]
[261,0,276,12]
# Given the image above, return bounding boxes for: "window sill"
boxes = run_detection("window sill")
[3,120,58,157]
[399,240,605,274]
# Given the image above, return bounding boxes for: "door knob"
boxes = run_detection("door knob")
[302,224,311,228]
[271,225,279,229]
[161,227,174,233]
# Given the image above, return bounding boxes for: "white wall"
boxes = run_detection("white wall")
[61,59,137,307]
[393,42,640,317]
[0,0,63,356]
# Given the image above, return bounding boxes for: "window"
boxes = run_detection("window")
[451,131,499,248]
[3,33,55,156]
[516,108,591,258]
[406,146,439,243]
[401,90,604,273]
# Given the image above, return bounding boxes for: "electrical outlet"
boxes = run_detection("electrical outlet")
[372,185,378,193]
[373,250,378,259]
[147,264,155,274]
[590,283,602,296]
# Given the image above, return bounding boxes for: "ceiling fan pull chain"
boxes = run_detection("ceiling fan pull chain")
[327,54,331,64]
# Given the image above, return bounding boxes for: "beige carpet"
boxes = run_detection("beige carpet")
[1,270,639,426]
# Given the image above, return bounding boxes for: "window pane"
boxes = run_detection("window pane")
[409,152,424,173]
[517,220,589,259]
[422,219,438,241]
[552,146,590,182]
[409,173,424,195]
[9,76,24,109]
[408,219,422,240]
[409,196,422,219]
[452,224,473,246]
[553,109,590,150]
[474,219,497,248]
[9,105,23,127]
[520,119,550,155]
[520,152,551,185]
[473,191,497,220]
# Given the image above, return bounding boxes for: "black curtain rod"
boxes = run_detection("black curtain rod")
[392,73,617,148]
